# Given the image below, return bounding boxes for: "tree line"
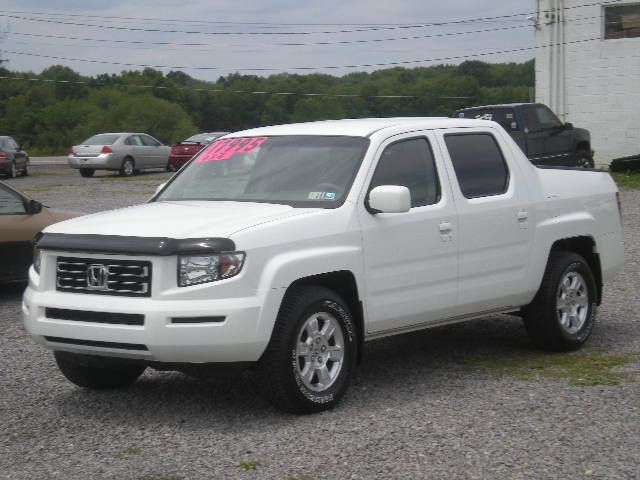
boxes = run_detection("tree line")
[0,60,533,154]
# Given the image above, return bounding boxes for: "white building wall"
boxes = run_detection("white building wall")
[535,0,640,163]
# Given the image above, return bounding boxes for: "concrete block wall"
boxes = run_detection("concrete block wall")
[535,0,640,164]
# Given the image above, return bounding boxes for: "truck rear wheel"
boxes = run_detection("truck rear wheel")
[54,351,146,389]
[258,286,357,414]
[523,252,597,351]
[574,149,594,168]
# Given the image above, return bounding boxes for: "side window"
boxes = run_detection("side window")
[126,135,144,146]
[369,138,440,208]
[521,106,541,132]
[141,135,161,147]
[0,186,27,214]
[444,133,509,199]
[534,105,563,129]
[8,138,18,150]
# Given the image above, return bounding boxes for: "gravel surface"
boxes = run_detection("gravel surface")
[1,165,638,480]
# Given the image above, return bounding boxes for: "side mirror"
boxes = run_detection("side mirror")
[368,186,411,214]
[27,199,43,214]
[564,122,574,130]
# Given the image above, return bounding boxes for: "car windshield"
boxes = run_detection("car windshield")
[156,135,370,208]
[185,133,225,144]
[81,134,121,145]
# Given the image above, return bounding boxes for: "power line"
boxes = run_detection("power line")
[0,23,534,49]
[0,1,617,28]
[0,36,600,73]
[0,13,609,51]
[0,75,423,99]
[0,2,618,37]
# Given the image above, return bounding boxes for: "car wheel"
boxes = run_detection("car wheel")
[9,161,17,178]
[120,157,135,176]
[22,159,30,177]
[258,286,357,414]
[54,351,146,389]
[574,149,594,168]
[79,168,95,178]
[523,252,597,352]
[166,161,176,172]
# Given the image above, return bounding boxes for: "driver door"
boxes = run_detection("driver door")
[358,133,459,334]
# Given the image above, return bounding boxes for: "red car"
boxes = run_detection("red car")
[168,132,229,171]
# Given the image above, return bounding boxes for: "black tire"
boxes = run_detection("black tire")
[574,149,594,168]
[79,168,95,178]
[22,159,30,177]
[9,161,17,178]
[258,286,357,414]
[54,351,146,389]
[166,161,176,172]
[523,252,597,352]
[120,157,135,176]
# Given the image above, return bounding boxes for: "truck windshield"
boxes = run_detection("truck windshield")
[156,135,370,208]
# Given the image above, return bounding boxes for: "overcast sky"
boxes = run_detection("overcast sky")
[0,0,536,81]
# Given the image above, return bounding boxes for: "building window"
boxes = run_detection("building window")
[605,4,640,39]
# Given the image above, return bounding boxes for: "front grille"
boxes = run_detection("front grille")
[56,256,152,297]
[44,336,148,351]
[45,308,145,326]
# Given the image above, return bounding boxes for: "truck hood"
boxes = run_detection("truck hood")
[44,201,318,239]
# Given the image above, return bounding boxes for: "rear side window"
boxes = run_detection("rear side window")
[444,133,509,199]
[369,138,440,208]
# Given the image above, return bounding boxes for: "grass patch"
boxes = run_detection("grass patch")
[610,171,640,190]
[138,476,184,480]
[23,184,64,193]
[115,446,144,458]
[238,460,261,470]
[463,351,637,387]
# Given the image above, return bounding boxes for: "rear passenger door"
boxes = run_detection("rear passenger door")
[358,133,459,334]
[438,128,535,315]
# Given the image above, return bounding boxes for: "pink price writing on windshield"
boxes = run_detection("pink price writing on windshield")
[196,136,268,162]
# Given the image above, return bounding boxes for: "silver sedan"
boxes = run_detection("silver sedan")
[69,133,171,177]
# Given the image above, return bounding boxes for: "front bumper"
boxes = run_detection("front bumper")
[68,153,120,170]
[23,286,266,363]
[22,253,270,363]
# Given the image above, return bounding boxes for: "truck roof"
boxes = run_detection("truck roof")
[227,117,496,138]
[454,103,537,111]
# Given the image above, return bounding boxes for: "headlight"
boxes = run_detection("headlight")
[33,247,43,274]
[178,252,245,287]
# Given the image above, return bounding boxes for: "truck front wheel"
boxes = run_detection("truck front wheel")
[54,351,146,389]
[523,252,597,351]
[258,286,357,413]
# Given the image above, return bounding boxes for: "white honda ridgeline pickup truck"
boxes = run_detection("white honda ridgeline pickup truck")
[23,118,624,413]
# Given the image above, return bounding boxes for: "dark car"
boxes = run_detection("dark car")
[0,181,80,282]
[168,132,229,171]
[0,136,30,178]
[452,103,594,168]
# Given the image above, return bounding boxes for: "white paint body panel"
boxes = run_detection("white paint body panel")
[23,118,624,363]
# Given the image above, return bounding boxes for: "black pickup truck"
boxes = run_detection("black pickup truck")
[452,103,593,168]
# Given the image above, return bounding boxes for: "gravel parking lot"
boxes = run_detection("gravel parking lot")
[1,163,638,480]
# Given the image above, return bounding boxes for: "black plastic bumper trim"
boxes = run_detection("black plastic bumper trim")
[37,233,235,256]
[44,336,148,351]
[45,308,145,326]
[170,316,226,324]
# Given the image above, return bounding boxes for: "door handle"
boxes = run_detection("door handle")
[439,221,453,233]
[517,210,528,222]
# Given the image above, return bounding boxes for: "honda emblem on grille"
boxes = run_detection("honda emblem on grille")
[87,264,109,290]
